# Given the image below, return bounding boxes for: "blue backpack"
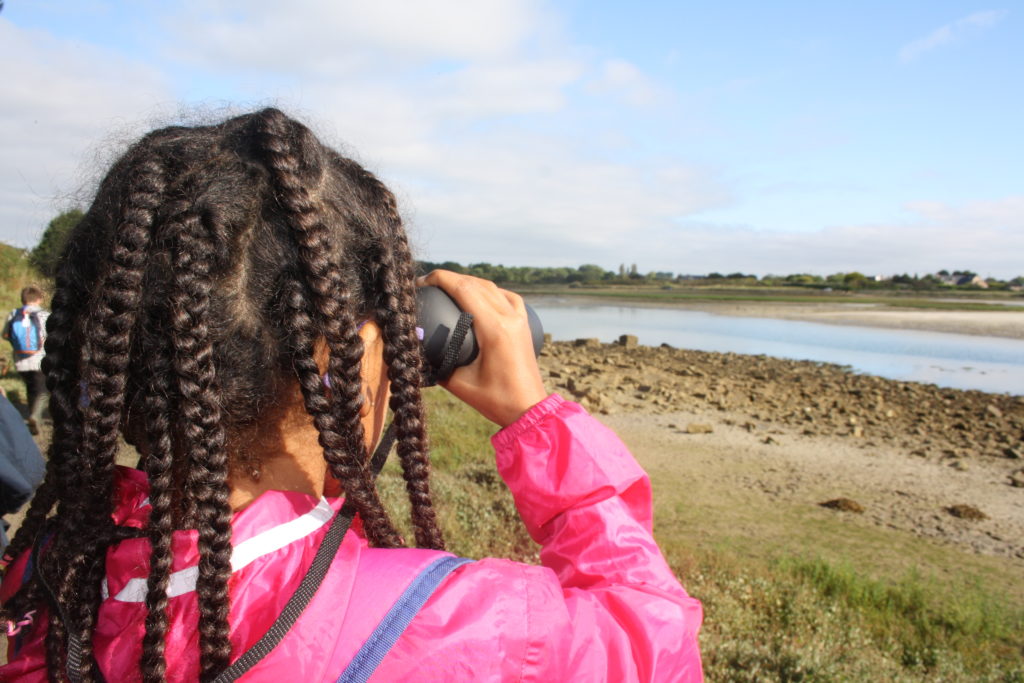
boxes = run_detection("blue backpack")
[6,307,43,358]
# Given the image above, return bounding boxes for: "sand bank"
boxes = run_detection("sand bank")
[710,303,1024,340]
[534,295,1024,340]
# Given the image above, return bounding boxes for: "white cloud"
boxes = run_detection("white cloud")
[0,19,171,247]
[586,59,664,106]
[899,10,1008,63]
[2,3,732,275]
[286,54,585,175]
[904,196,1024,226]
[662,196,1024,279]
[140,0,727,268]
[428,59,583,117]
[402,131,730,264]
[165,0,549,74]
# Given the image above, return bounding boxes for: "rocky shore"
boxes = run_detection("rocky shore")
[538,338,1024,559]
[541,337,1023,462]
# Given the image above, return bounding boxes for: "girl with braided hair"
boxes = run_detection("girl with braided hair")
[0,109,703,682]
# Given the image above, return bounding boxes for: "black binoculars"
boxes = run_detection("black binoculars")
[415,286,544,385]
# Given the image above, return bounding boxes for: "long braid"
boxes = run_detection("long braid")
[44,609,67,683]
[140,345,176,683]
[279,274,347,452]
[378,255,444,549]
[279,272,402,548]
[167,207,234,679]
[16,157,163,681]
[256,109,401,547]
[56,157,163,682]
[278,275,401,545]
[337,157,444,550]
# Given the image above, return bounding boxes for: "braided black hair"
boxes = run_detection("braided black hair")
[0,109,444,682]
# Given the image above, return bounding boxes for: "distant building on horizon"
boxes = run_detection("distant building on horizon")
[936,273,989,288]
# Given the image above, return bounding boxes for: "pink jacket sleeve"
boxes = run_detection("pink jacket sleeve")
[492,394,703,681]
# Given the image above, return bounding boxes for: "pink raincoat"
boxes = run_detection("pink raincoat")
[1,395,703,681]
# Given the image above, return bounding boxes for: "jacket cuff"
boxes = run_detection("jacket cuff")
[491,393,566,451]
[490,394,650,541]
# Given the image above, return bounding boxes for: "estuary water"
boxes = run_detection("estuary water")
[526,297,1024,396]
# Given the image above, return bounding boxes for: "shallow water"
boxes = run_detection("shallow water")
[526,298,1024,395]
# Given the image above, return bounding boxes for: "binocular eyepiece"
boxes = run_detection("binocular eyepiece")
[415,286,544,385]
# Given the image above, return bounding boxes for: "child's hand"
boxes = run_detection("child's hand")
[416,270,547,427]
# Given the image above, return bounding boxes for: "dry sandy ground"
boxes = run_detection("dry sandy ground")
[702,302,1024,340]
[603,405,1024,565]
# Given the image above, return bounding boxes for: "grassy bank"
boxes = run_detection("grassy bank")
[513,284,1024,312]
[386,390,1024,681]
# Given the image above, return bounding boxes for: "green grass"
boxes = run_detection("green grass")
[392,390,1024,681]
[0,243,44,314]
[782,557,1023,671]
[686,553,1023,682]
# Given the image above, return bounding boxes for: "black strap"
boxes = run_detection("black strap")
[368,422,397,475]
[28,311,43,348]
[429,311,473,386]
[212,427,396,682]
[212,503,356,682]
[66,634,87,683]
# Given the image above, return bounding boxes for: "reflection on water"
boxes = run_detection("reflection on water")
[527,298,1024,395]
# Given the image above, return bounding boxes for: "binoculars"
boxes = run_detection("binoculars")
[416,286,544,384]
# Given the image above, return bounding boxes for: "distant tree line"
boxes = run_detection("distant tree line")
[21,211,1024,292]
[418,260,1024,292]
[30,209,84,279]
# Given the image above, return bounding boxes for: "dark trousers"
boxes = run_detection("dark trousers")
[18,370,47,421]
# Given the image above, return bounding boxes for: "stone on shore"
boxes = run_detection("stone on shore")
[820,498,865,513]
[618,334,639,348]
[946,504,988,521]
[537,339,1023,467]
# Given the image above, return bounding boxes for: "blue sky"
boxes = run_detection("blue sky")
[2,1,1022,277]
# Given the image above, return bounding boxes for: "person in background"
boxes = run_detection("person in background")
[3,286,50,435]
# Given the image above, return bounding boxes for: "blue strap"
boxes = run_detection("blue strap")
[336,556,473,683]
